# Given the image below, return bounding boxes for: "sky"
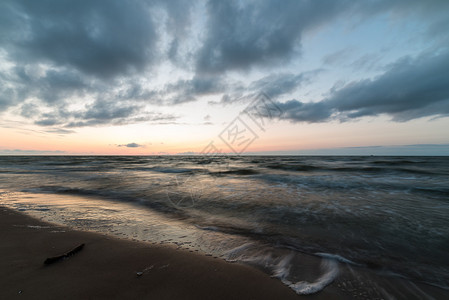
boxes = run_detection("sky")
[0,0,448,155]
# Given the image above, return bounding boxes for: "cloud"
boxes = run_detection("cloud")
[0,0,448,130]
[139,71,313,107]
[35,118,60,126]
[209,70,319,106]
[322,48,355,66]
[118,143,144,148]
[195,0,352,74]
[2,0,158,79]
[76,101,140,123]
[328,51,449,121]
[44,128,75,135]
[159,75,230,104]
[250,71,322,98]
[195,0,449,74]
[275,100,331,123]
[0,63,95,114]
[32,100,177,128]
[0,0,191,127]
[274,50,449,123]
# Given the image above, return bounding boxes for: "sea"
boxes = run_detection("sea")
[0,155,448,295]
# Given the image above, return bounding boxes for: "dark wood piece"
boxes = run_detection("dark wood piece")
[44,243,85,265]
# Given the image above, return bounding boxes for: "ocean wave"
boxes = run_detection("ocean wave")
[2,155,448,290]
[22,186,106,197]
[370,159,422,165]
[262,161,443,176]
[149,167,203,174]
[264,164,322,172]
[411,187,449,198]
[209,168,260,176]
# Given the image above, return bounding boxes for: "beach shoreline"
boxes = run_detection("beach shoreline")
[1,205,325,299]
[2,204,449,299]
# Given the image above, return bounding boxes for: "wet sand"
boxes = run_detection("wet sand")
[1,206,447,299]
[0,206,329,299]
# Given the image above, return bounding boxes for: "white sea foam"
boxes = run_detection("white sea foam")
[27,225,52,229]
[224,243,339,295]
[315,252,358,265]
[223,243,257,262]
[283,259,339,295]
[272,253,293,280]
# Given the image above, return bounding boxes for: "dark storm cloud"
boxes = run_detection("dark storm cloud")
[118,75,232,105]
[33,100,177,128]
[81,100,139,122]
[274,51,449,123]
[195,0,449,74]
[274,100,331,123]
[123,71,311,107]
[0,0,189,127]
[0,0,448,129]
[35,118,60,126]
[11,67,91,105]
[195,0,350,74]
[209,71,318,106]
[161,75,229,104]
[0,89,17,112]
[65,108,177,128]
[2,0,157,79]
[328,51,449,121]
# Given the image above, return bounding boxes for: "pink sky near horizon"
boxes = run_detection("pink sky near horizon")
[2,114,448,155]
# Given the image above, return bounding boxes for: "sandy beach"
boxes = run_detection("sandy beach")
[2,204,449,299]
[0,206,319,299]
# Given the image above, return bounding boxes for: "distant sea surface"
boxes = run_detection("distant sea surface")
[1,156,448,294]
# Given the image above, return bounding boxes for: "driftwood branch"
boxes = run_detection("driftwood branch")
[44,243,85,265]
